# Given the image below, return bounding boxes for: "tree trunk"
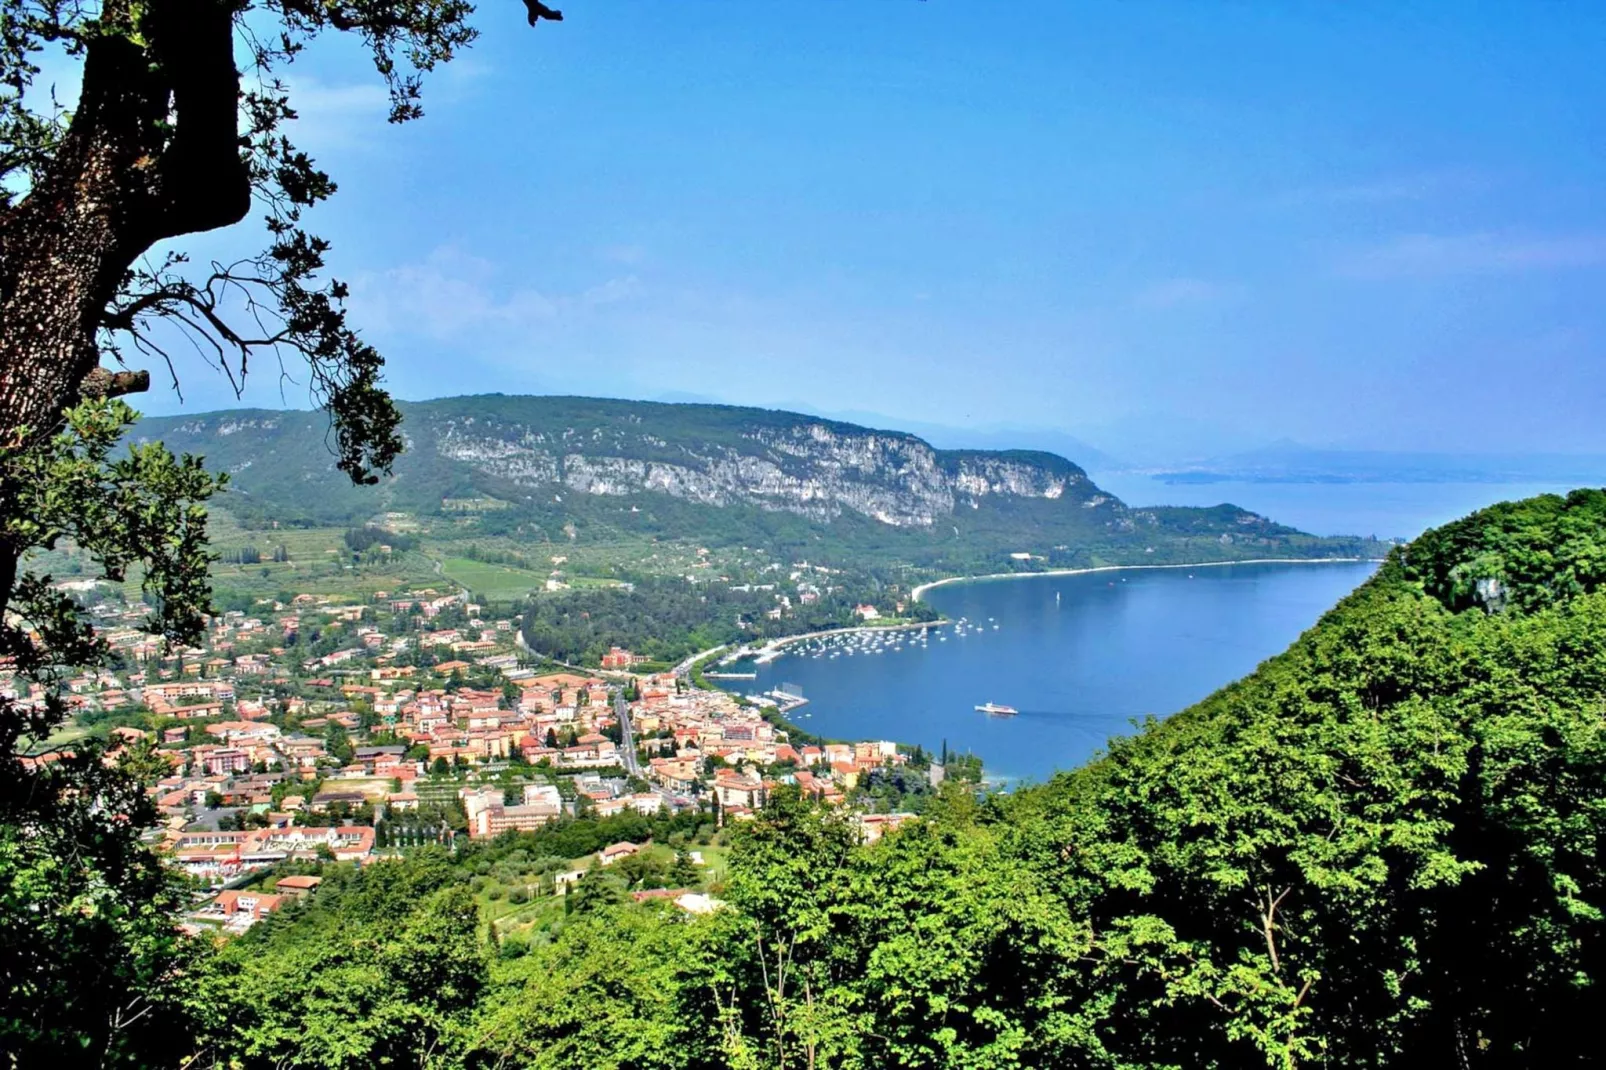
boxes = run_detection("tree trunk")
[0,32,167,448]
[0,0,249,617]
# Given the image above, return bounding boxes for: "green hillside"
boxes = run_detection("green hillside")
[131,395,1387,576]
[165,489,1606,1067]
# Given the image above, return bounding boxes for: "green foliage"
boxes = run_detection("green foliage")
[1,0,488,481]
[469,807,712,867]
[217,493,1606,1068]
[324,722,355,766]
[5,398,221,649]
[613,850,672,890]
[0,400,221,1064]
[944,751,984,784]
[0,784,200,1067]
[977,496,1606,1066]
[14,473,1606,1069]
[116,734,174,786]
[198,854,486,1069]
[1404,488,1606,614]
[470,909,698,1070]
[851,763,936,813]
[571,860,627,917]
[521,574,935,665]
[343,525,417,553]
[670,847,700,889]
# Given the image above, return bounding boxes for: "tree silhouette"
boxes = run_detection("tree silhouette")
[0,0,562,613]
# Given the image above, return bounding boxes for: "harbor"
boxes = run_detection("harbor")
[742,686,811,716]
[715,616,996,672]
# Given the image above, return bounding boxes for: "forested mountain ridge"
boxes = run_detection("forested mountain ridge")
[133,490,1605,1069]
[132,395,1384,571]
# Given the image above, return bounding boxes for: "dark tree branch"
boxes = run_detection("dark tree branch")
[524,0,562,26]
[145,0,252,239]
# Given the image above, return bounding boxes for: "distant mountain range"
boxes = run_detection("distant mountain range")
[131,395,1386,573]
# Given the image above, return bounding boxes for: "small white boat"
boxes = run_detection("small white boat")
[975,702,1018,717]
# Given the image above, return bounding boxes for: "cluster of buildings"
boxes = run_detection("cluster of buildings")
[169,826,377,882]
[461,782,563,837]
[11,575,930,932]
[627,673,909,817]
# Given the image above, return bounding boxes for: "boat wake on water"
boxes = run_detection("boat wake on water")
[1009,708,1142,721]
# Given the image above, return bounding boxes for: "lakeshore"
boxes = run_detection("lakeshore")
[749,620,942,657]
[690,560,1384,778]
[689,620,946,678]
[747,560,1382,782]
[910,556,1380,603]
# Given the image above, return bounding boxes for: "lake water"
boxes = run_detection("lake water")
[739,562,1378,784]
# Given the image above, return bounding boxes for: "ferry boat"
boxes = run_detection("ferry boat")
[975,702,1018,717]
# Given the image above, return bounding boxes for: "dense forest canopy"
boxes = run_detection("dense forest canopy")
[519,574,938,666]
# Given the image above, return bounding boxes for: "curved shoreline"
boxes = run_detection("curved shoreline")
[910,557,1381,602]
[714,557,1382,771]
[725,620,943,665]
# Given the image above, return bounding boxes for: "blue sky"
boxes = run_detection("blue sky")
[135,1,1606,458]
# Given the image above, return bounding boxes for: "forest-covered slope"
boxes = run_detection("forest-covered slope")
[153,490,1606,1069]
[132,394,1384,573]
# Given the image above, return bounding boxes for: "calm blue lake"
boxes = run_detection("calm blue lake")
[740,562,1378,784]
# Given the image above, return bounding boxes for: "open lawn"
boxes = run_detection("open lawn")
[485,887,566,934]
[440,558,549,600]
[693,840,732,889]
[206,512,349,560]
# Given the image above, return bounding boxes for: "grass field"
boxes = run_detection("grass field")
[440,558,549,600]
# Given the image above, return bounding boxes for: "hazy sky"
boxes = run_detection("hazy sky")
[132,1,1606,455]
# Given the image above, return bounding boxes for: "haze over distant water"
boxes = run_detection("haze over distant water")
[1090,474,1589,543]
[742,562,1378,784]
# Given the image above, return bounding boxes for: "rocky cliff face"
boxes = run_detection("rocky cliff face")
[419,404,1112,529]
[131,395,1355,566]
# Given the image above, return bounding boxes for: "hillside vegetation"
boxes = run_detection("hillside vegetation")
[133,489,1605,1068]
[131,395,1386,577]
